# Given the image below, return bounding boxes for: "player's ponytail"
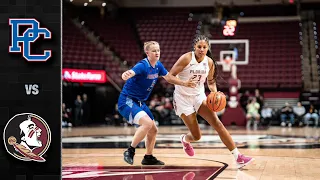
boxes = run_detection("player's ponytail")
[206,49,219,84]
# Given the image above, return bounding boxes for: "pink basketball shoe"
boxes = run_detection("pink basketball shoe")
[180,134,195,156]
[236,154,254,169]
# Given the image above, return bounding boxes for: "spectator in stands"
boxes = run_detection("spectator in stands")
[82,93,91,125]
[240,90,250,113]
[304,104,319,127]
[62,103,72,128]
[148,94,162,122]
[118,41,196,166]
[261,103,273,126]
[74,95,83,127]
[254,89,264,113]
[149,94,161,109]
[246,97,260,129]
[163,96,173,111]
[148,95,172,125]
[280,102,294,127]
[293,102,306,127]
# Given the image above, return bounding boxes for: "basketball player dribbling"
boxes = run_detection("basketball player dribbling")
[170,35,254,169]
[118,41,196,165]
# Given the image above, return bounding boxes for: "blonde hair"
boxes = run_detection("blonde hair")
[143,41,159,54]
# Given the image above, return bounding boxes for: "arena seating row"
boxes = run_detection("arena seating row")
[80,12,143,67]
[132,8,198,71]
[63,17,126,86]
[63,18,108,67]
[210,22,302,89]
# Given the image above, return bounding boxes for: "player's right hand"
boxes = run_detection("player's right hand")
[121,70,135,81]
[183,78,197,88]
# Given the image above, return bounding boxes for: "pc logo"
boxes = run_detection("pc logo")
[9,18,52,62]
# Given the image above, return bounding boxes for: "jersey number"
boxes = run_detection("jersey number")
[191,75,202,81]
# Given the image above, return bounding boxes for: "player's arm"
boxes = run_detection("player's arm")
[163,53,196,88]
[169,52,190,76]
[163,73,195,88]
[121,70,135,81]
[207,58,217,92]
[121,62,145,81]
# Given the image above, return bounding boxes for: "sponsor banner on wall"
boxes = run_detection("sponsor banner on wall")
[62,69,107,83]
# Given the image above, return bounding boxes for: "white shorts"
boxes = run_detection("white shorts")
[173,92,207,117]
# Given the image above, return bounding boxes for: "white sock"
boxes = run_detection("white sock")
[183,135,189,143]
[231,148,240,160]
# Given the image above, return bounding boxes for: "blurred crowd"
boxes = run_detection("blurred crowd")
[62,89,319,128]
[239,89,319,129]
[62,93,91,128]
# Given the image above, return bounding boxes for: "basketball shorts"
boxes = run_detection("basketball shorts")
[173,92,207,117]
[118,94,154,126]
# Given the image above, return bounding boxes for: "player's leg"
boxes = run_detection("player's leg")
[131,115,154,148]
[122,110,153,165]
[198,102,236,151]
[118,96,154,165]
[179,112,200,156]
[197,100,254,169]
[142,121,164,165]
[180,112,202,142]
[141,104,164,165]
[173,93,200,156]
[140,103,158,155]
[145,121,157,155]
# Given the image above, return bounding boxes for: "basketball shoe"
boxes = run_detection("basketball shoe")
[124,148,135,165]
[180,134,195,156]
[236,154,254,169]
[141,155,165,165]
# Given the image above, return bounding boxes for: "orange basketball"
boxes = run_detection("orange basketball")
[206,91,227,112]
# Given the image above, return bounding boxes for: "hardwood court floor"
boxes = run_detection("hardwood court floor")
[62,126,320,180]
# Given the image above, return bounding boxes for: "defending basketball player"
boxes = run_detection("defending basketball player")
[118,41,196,165]
[170,35,254,169]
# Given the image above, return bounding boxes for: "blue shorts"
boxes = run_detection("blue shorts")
[118,94,154,126]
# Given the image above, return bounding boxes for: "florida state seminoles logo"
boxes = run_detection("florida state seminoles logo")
[3,113,51,162]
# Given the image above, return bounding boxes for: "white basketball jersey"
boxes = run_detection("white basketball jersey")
[174,52,209,96]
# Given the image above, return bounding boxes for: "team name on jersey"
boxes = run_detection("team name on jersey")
[190,70,206,74]
[147,73,158,79]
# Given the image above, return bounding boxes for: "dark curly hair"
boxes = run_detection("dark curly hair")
[192,34,219,83]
